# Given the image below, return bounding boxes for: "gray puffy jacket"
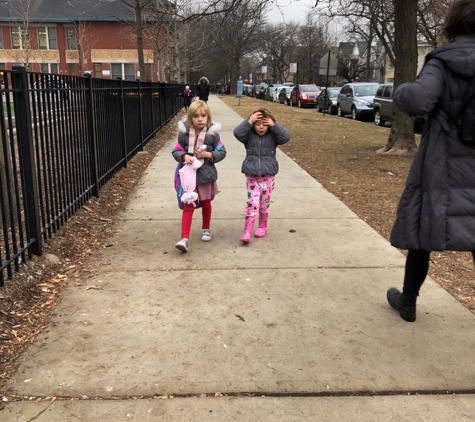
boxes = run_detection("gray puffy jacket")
[391,35,475,251]
[172,120,226,185]
[233,120,290,176]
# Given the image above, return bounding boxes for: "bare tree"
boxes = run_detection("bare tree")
[337,51,367,83]
[417,0,452,48]
[258,24,294,84]
[160,0,274,22]
[4,0,36,67]
[75,21,96,75]
[201,0,268,88]
[117,0,155,80]
[378,0,418,154]
[113,0,276,81]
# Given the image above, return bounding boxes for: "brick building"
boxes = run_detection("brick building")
[0,0,173,82]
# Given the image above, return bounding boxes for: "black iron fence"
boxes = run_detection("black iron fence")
[0,65,184,286]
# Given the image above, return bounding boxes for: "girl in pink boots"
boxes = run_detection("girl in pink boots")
[233,108,290,243]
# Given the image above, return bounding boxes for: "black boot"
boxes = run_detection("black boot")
[387,288,417,322]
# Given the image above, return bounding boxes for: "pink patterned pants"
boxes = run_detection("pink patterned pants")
[244,175,275,218]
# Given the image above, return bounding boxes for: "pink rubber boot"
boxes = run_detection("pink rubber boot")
[254,213,268,238]
[240,219,254,243]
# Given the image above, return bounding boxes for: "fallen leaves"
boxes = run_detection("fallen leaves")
[0,112,183,394]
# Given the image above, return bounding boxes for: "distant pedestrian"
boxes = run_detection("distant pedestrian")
[233,108,290,243]
[183,85,193,112]
[172,100,226,252]
[196,76,210,103]
[387,0,475,322]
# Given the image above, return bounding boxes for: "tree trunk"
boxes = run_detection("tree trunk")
[135,1,145,80]
[365,24,373,82]
[377,0,418,155]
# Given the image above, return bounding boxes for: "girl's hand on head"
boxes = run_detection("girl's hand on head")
[249,112,262,125]
[262,117,274,127]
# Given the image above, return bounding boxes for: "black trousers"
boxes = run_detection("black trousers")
[403,249,475,296]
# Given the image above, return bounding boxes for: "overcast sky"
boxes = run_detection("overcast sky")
[266,0,315,24]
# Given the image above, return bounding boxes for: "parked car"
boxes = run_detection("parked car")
[242,84,253,96]
[373,82,426,129]
[273,86,286,102]
[336,82,379,120]
[316,87,342,114]
[265,84,284,101]
[290,84,321,108]
[278,86,293,105]
[252,83,267,99]
[257,83,268,99]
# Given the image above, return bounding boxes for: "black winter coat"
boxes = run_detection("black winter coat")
[196,79,210,102]
[390,35,475,251]
[233,120,290,176]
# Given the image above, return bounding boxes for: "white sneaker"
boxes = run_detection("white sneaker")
[175,238,189,252]
[201,229,212,242]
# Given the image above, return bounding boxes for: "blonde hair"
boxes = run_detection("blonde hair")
[187,100,213,128]
[250,108,276,123]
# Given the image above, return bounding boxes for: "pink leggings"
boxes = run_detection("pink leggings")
[181,200,211,239]
[244,175,275,218]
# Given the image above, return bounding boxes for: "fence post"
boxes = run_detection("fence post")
[150,82,155,134]
[118,78,128,167]
[137,79,144,151]
[85,74,99,197]
[11,65,42,255]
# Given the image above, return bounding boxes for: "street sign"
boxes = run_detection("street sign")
[319,51,337,76]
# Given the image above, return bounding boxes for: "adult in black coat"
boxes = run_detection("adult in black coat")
[387,0,475,322]
[196,76,210,102]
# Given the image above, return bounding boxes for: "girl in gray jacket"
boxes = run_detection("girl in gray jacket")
[233,108,290,243]
[172,101,226,252]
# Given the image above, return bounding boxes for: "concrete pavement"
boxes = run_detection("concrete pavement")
[3,95,475,421]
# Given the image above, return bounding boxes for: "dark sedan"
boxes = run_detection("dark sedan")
[316,87,342,114]
[278,86,293,105]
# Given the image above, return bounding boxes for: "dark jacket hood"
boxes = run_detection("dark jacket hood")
[425,35,475,78]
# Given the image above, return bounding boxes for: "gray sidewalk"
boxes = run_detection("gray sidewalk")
[3,95,475,421]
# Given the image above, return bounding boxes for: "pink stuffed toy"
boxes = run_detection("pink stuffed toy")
[178,156,203,206]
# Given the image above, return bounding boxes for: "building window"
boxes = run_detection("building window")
[66,27,76,50]
[94,63,102,78]
[11,26,25,49]
[40,63,59,74]
[38,26,57,50]
[68,63,76,76]
[0,27,3,49]
[111,63,135,81]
